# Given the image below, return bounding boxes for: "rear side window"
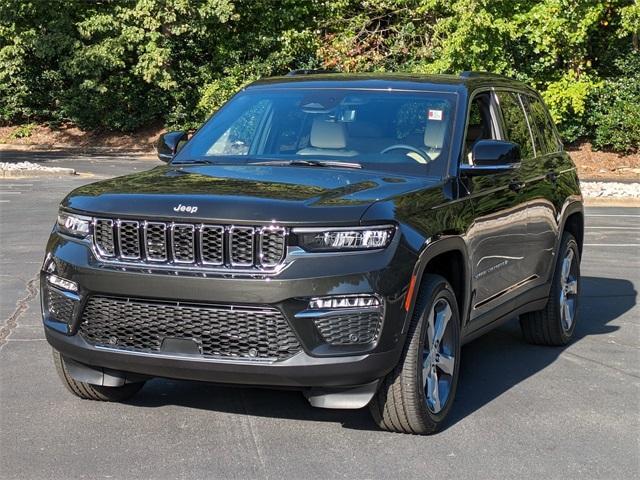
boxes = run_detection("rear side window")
[522,95,560,155]
[496,92,534,159]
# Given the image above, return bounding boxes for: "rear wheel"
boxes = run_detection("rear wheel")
[53,349,145,402]
[520,232,580,346]
[369,274,461,434]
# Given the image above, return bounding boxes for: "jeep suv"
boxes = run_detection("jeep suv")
[42,72,583,434]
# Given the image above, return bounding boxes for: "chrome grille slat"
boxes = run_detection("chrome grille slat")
[229,226,255,266]
[118,220,141,259]
[92,218,286,271]
[259,227,287,267]
[94,219,115,257]
[143,222,167,261]
[171,224,196,263]
[200,225,224,265]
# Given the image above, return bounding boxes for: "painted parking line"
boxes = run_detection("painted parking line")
[586,226,640,230]
[0,191,22,194]
[585,214,640,218]
[584,243,640,247]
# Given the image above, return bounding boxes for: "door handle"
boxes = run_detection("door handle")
[509,181,526,192]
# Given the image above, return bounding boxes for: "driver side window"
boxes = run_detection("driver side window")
[207,99,271,155]
[464,92,500,164]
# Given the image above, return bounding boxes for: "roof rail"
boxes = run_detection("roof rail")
[286,69,337,76]
[460,71,513,80]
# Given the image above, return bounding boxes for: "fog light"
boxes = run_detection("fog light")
[47,274,78,293]
[309,295,381,310]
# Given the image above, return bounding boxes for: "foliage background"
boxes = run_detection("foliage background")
[0,0,638,153]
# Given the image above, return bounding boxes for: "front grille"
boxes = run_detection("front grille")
[45,288,76,323]
[79,296,301,361]
[93,218,287,270]
[314,311,383,345]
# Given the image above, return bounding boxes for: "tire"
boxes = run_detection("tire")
[53,349,145,402]
[369,274,461,435]
[520,232,580,346]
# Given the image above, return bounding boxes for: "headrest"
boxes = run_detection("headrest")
[423,119,447,149]
[310,118,347,149]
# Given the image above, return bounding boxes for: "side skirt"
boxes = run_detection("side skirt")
[461,283,550,345]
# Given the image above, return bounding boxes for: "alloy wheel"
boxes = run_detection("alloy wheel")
[422,298,456,414]
[559,248,579,332]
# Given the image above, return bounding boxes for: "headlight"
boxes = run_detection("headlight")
[57,211,91,238]
[294,225,395,252]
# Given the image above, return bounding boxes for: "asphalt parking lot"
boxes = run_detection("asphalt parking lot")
[1,151,638,479]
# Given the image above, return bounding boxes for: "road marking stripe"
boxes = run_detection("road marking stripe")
[586,214,640,218]
[586,227,640,230]
[0,191,21,194]
[0,200,9,203]
[584,243,640,246]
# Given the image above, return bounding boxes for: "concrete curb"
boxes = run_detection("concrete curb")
[584,197,640,207]
[1,167,76,177]
[0,144,156,159]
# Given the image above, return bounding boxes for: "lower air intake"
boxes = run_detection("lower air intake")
[79,296,301,361]
[313,311,383,345]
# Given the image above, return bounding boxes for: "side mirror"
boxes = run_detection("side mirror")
[156,131,188,162]
[460,140,521,176]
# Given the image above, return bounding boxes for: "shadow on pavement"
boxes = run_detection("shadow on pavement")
[126,276,636,433]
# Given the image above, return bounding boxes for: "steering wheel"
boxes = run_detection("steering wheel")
[380,144,431,163]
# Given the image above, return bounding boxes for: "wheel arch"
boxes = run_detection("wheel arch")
[557,200,584,258]
[404,236,471,332]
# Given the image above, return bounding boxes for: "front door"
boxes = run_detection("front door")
[463,91,530,322]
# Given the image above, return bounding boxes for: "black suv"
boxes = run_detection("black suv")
[42,72,583,434]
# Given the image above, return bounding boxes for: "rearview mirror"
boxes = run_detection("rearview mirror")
[460,140,521,176]
[156,131,188,162]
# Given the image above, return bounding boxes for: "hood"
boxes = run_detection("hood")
[62,164,438,225]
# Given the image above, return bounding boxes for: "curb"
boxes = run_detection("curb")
[1,167,76,177]
[0,144,156,159]
[584,197,640,207]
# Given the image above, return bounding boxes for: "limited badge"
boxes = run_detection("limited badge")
[428,109,443,121]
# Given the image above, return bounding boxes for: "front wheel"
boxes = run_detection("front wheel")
[369,274,461,434]
[53,349,145,402]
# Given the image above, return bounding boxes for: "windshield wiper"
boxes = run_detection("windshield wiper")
[248,159,362,169]
[171,159,216,165]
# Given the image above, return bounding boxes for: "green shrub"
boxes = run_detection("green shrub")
[8,122,37,139]
[588,53,640,153]
[541,74,600,143]
[0,0,638,153]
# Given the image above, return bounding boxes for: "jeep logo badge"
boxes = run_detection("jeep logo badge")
[173,204,198,214]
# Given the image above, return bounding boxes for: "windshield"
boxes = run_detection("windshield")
[174,88,457,177]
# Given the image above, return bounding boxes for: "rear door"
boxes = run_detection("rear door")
[518,93,564,286]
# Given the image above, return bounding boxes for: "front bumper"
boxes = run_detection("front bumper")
[45,327,400,388]
[41,230,415,389]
